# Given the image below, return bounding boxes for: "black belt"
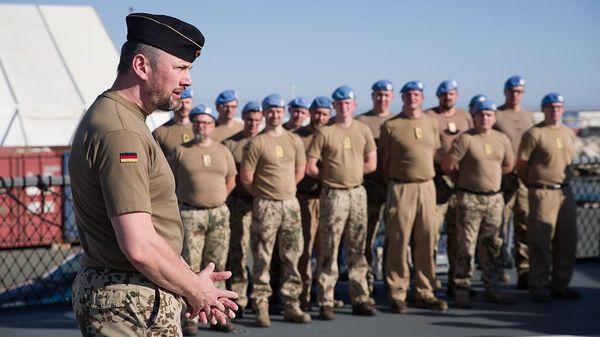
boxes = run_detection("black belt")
[178,202,219,210]
[457,187,501,196]
[297,189,321,197]
[527,183,568,190]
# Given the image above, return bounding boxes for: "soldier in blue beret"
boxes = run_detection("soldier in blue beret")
[468,94,487,114]
[517,93,580,303]
[153,87,196,157]
[424,80,473,294]
[355,79,395,297]
[69,12,238,337]
[284,97,311,131]
[495,75,535,290]
[307,86,378,319]
[212,89,243,142]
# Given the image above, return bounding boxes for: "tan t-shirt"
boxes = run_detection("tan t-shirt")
[494,105,535,156]
[212,121,244,142]
[307,121,376,188]
[356,110,394,183]
[223,131,253,198]
[170,141,237,207]
[449,129,513,193]
[425,107,473,155]
[518,123,575,185]
[69,90,183,272]
[295,125,321,193]
[241,130,306,200]
[152,120,194,158]
[379,113,441,182]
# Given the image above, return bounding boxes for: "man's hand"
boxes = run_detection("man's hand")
[183,262,239,325]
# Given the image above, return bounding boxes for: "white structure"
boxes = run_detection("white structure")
[0,4,118,146]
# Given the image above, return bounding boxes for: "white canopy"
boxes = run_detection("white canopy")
[0,4,118,146]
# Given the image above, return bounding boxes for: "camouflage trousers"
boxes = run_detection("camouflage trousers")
[436,193,458,282]
[226,195,253,309]
[317,185,370,307]
[363,179,387,285]
[385,180,438,302]
[453,191,504,293]
[297,192,320,307]
[72,266,182,337]
[501,175,529,274]
[527,188,577,293]
[250,197,304,306]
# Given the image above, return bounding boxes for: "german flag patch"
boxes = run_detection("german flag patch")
[119,152,138,163]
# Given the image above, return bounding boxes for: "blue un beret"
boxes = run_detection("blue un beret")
[126,13,204,63]
[190,104,216,120]
[471,100,497,114]
[215,90,238,106]
[371,79,394,92]
[504,75,526,89]
[310,96,333,110]
[262,93,285,110]
[468,95,488,113]
[541,92,564,107]
[400,81,424,93]
[288,97,310,109]
[331,86,356,101]
[180,87,193,100]
[242,101,262,115]
[436,80,458,97]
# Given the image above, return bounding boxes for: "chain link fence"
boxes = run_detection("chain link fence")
[1,157,599,308]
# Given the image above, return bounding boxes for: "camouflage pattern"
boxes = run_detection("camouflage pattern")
[363,178,387,286]
[453,191,504,293]
[180,204,231,287]
[317,186,370,307]
[72,266,182,337]
[297,193,320,308]
[250,197,304,306]
[501,174,529,274]
[226,195,253,309]
[437,193,458,283]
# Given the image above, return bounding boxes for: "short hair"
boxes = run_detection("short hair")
[117,41,161,75]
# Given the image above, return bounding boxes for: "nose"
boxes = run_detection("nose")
[182,69,192,87]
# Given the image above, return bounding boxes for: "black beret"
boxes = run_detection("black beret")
[126,13,205,63]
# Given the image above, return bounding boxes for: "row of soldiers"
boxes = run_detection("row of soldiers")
[153,76,580,334]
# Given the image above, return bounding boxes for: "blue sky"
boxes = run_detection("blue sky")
[7,0,600,112]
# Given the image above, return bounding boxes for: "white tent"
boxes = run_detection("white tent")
[0,4,118,146]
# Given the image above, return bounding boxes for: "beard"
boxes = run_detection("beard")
[147,81,178,112]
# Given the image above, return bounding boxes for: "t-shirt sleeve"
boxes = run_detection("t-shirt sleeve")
[364,125,377,153]
[518,131,537,161]
[225,146,238,177]
[241,139,259,171]
[448,134,468,162]
[94,130,152,217]
[306,130,325,160]
[294,135,307,167]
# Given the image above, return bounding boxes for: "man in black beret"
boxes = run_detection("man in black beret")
[69,13,238,337]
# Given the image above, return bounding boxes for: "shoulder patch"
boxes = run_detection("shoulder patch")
[119,152,138,163]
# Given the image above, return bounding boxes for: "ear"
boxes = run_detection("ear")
[131,54,151,81]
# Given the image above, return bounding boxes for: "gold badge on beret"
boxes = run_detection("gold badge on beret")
[194,50,201,58]
[344,137,352,149]
[414,127,423,139]
[556,137,564,149]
